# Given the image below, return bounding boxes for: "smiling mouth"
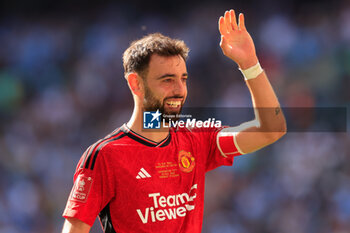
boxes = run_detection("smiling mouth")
[166,100,182,108]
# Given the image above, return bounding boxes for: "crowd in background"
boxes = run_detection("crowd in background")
[0,0,349,232]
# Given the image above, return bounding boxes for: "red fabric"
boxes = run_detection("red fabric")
[218,135,242,157]
[63,126,235,233]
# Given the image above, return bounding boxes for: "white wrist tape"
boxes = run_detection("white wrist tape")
[239,62,264,80]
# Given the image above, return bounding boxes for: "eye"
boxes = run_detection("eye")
[182,77,188,83]
[163,78,173,83]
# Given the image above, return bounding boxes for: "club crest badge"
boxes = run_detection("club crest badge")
[178,150,195,173]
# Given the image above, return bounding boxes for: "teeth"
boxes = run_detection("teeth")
[166,101,181,107]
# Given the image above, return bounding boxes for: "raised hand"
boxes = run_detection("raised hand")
[218,10,258,69]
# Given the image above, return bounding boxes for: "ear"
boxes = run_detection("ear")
[126,73,144,97]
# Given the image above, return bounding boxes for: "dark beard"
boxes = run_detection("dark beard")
[143,83,183,122]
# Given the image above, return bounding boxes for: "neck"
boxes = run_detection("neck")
[127,105,169,143]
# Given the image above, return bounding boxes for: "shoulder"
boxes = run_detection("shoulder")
[79,127,128,170]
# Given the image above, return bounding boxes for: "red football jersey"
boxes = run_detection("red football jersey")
[63,124,241,233]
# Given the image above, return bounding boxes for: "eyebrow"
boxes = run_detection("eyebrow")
[156,73,188,80]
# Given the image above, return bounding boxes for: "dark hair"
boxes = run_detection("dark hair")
[123,33,189,78]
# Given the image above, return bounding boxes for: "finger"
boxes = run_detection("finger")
[220,35,232,53]
[230,10,238,31]
[238,13,246,31]
[224,11,233,33]
[218,16,228,35]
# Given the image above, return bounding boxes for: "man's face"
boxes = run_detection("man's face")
[142,54,188,120]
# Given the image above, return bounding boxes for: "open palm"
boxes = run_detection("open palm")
[219,10,258,69]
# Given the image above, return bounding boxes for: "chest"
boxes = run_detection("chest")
[113,145,204,193]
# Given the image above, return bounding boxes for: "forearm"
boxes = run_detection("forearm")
[245,69,286,133]
[218,10,286,154]
[226,69,286,154]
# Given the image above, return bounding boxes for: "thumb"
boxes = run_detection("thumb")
[220,35,231,52]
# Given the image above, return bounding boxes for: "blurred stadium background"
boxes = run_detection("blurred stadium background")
[0,0,349,232]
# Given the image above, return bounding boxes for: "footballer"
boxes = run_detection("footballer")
[61,10,286,233]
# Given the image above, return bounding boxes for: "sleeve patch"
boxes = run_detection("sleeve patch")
[70,174,93,203]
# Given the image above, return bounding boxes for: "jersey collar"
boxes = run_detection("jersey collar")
[120,124,171,147]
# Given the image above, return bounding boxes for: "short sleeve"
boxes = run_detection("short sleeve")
[63,148,115,226]
[193,126,242,172]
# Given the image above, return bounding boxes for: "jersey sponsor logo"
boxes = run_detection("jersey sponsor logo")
[136,184,198,224]
[136,168,152,179]
[178,150,195,173]
[143,110,161,129]
[70,174,93,203]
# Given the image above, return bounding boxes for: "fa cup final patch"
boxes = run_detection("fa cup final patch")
[70,174,93,203]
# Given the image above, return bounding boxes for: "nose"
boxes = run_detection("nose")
[173,78,187,96]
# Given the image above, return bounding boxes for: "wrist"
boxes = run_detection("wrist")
[238,56,258,70]
[238,61,263,80]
